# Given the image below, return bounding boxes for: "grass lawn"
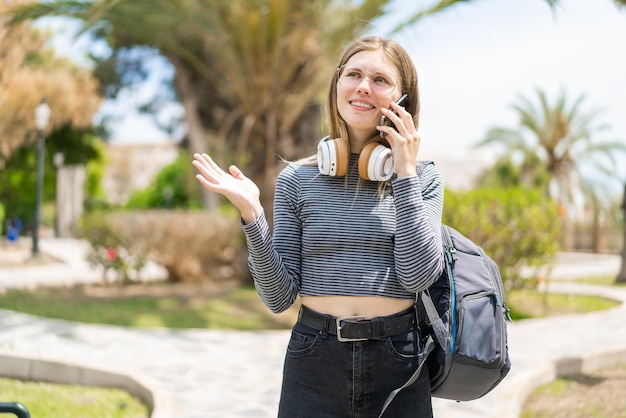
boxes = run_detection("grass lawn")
[506,274,624,321]
[521,363,626,418]
[506,287,620,321]
[564,274,626,287]
[0,283,298,330]
[0,378,149,418]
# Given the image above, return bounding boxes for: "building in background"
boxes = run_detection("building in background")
[102,142,179,205]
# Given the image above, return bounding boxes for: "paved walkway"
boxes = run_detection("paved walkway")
[0,239,624,417]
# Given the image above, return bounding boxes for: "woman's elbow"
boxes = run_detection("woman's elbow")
[260,292,298,314]
[402,257,445,293]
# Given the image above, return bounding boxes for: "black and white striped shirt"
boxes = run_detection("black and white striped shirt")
[242,154,445,313]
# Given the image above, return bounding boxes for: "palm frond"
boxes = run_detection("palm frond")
[614,0,626,9]
[390,0,472,35]
[7,0,91,24]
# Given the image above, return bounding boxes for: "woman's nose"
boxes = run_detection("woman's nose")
[356,77,372,94]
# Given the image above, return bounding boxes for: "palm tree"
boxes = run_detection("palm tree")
[477,88,626,251]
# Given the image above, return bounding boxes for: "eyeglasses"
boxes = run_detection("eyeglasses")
[337,65,399,95]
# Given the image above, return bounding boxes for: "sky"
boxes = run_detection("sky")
[379,0,626,164]
[48,0,626,176]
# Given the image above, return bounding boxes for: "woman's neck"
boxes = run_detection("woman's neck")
[347,127,375,153]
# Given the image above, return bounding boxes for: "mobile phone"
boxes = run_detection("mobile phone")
[379,93,408,139]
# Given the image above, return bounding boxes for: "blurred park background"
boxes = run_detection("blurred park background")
[2,1,626,416]
[1,0,626,291]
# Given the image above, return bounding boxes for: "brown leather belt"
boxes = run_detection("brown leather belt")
[297,305,417,342]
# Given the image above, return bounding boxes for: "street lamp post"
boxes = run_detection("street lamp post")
[53,152,64,238]
[32,99,51,258]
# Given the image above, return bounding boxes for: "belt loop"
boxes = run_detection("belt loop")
[321,314,330,338]
[372,317,383,340]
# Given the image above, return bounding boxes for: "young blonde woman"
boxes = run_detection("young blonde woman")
[193,36,444,418]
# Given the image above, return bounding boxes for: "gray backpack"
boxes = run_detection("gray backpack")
[380,224,512,416]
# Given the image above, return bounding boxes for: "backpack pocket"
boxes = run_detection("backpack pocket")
[455,291,503,365]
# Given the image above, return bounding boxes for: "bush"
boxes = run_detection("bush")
[78,210,246,284]
[443,187,561,290]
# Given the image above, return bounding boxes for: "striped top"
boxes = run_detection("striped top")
[242,154,445,313]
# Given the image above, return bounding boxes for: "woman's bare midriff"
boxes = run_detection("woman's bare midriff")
[300,295,415,319]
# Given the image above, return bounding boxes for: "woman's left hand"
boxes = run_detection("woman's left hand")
[378,101,421,178]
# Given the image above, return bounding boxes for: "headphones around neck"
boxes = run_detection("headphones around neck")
[317,136,394,181]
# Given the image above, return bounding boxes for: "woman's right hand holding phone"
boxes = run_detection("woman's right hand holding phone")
[192,153,263,224]
[378,100,421,179]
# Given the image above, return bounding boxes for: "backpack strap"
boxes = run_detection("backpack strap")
[421,225,455,347]
[441,224,457,262]
[378,335,436,418]
[420,291,449,349]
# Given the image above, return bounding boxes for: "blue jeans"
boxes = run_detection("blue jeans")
[278,307,432,418]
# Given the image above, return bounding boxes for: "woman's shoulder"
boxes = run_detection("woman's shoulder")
[279,157,319,178]
[276,157,319,189]
[416,160,442,180]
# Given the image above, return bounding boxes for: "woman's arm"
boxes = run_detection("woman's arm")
[193,154,300,313]
[392,162,444,293]
[242,165,303,313]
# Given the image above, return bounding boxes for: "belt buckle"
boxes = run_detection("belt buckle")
[336,315,368,342]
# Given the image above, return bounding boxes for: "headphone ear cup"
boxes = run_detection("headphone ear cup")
[358,142,395,181]
[317,137,349,176]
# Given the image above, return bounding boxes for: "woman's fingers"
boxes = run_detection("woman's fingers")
[192,153,231,192]
[192,154,254,195]
[389,101,417,138]
[193,153,222,181]
[378,103,421,178]
[191,153,262,222]
[379,106,418,147]
[229,164,246,180]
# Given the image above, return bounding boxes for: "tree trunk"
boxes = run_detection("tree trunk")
[617,182,626,283]
[263,110,278,228]
[561,216,575,251]
[591,199,607,253]
[170,55,217,210]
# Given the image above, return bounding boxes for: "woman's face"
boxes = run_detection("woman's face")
[336,49,403,144]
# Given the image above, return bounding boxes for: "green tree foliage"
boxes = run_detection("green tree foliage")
[0,124,105,231]
[477,154,550,191]
[0,202,5,233]
[443,187,561,290]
